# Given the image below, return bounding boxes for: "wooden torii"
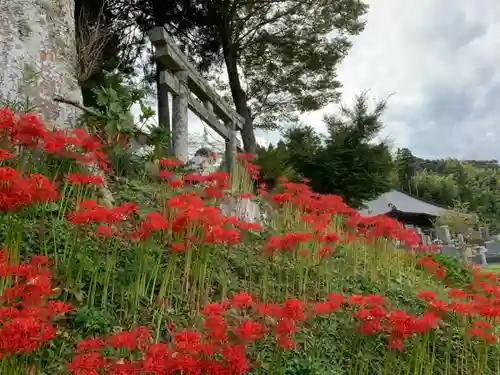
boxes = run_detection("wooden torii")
[148,27,244,173]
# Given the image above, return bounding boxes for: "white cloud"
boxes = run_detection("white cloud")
[328,0,500,160]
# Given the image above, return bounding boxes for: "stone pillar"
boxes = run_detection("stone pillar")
[171,70,189,162]
[478,246,488,267]
[424,235,431,245]
[436,225,451,244]
[479,227,490,241]
[156,66,171,155]
[225,121,237,174]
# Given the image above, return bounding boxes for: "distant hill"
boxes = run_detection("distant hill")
[414,158,499,173]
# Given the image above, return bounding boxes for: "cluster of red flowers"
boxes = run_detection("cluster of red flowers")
[0,108,109,170]
[66,291,342,374]
[348,293,441,351]
[0,250,71,357]
[66,173,104,186]
[68,199,138,238]
[66,192,263,248]
[413,257,500,344]
[417,255,447,279]
[237,153,260,180]
[72,281,500,375]
[0,166,59,211]
[267,179,430,251]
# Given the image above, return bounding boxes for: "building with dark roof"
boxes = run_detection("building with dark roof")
[359,190,451,228]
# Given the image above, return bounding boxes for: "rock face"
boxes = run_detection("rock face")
[0,0,81,126]
[219,196,264,224]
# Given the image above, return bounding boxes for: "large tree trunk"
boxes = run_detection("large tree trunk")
[223,44,257,154]
[0,0,82,126]
[0,0,114,207]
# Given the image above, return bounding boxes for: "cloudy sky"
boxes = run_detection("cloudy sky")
[184,0,500,160]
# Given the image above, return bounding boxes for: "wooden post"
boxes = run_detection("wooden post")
[225,121,237,174]
[171,70,189,162]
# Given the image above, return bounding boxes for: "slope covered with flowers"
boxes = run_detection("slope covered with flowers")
[0,107,499,374]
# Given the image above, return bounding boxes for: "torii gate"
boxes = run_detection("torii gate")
[148,27,244,173]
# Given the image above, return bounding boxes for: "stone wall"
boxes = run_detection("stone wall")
[0,0,81,125]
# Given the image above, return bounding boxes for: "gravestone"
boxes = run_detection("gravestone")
[184,148,263,223]
[185,148,218,176]
[479,227,490,241]
[436,225,451,244]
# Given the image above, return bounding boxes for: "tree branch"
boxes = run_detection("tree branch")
[53,96,103,119]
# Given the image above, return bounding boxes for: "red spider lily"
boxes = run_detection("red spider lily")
[0,148,14,160]
[66,173,104,186]
[0,251,71,357]
[417,290,437,301]
[68,200,137,226]
[0,167,59,211]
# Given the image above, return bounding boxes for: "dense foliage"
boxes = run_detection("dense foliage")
[255,94,395,207]
[395,149,500,232]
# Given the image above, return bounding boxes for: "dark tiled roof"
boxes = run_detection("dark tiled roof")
[359,190,449,217]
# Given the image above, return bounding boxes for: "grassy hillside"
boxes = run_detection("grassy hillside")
[1,108,500,374]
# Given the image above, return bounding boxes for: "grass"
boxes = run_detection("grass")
[483,263,500,274]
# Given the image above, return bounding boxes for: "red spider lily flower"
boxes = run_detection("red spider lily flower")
[76,337,106,353]
[221,344,249,374]
[326,292,345,308]
[0,108,15,130]
[144,212,169,230]
[168,178,184,188]
[67,352,105,374]
[257,303,282,317]
[231,292,254,310]
[281,298,306,320]
[417,290,437,301]
[201,302,226,316]
[448,288,466,299]
[171,242,186,252]
[0,148,14,160]
[0,252,71,356]
[274,318,296,336]
[348,295,365,306]
[66,173,103,186]
[233,320,267,342]
[387,338,405,352]
[159,157,184,169]
[96,225,115,237]
[276,335,296,350]
[236,153,255,161]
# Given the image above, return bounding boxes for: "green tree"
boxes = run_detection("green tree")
[254,144,298,191]
[395,148,416,192]
[283,93,395,207]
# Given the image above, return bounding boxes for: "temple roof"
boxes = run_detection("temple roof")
[359,190,449,217]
